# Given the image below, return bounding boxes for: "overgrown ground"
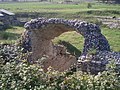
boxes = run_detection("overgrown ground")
[0,2,120,52]
[0,2,120,90]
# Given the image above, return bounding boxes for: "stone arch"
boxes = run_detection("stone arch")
[22,18,110,71]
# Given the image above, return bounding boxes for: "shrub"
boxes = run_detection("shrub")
[0,60,120,90]
[0,44,20,64]
[0,62,46,90]
[0,44,120,90]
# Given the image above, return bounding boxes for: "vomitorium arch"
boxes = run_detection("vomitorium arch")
[21,18,119,72]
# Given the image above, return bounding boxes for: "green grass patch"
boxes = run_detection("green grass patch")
[101,27,120,52]
[0,26,24,44]
[0,32,18,40]
[53,27,120,52]
[0,2,119,18]
[53,31,84,52]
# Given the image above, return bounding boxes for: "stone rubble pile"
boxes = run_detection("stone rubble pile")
[78,51,120,74]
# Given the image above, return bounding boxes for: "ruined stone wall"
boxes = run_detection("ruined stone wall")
[30,24,75,60]
[24,18,110,54]
[23,22,78,71]
[22,18,120,72]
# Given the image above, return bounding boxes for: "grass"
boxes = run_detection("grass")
[102,27,120,52]
[0,2,120,17]
[1,26,119,52]
[0,26,24,44]
[0,2,119,52]
[53,31,84,52]
[53,27,120,52]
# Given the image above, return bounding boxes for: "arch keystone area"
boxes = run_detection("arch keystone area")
[22,18,111,71]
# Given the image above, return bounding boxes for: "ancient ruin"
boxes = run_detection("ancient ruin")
[22,18,120,73]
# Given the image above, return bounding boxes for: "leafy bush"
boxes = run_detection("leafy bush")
[0,62,46,90]
[0,60,120,90]
[0,43,119,90]
[0,44,20,64]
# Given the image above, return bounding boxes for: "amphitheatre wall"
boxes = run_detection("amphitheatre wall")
[21,18,120,72]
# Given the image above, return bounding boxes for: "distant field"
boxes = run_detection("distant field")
[0,2,120,52]
[0,2,120,17]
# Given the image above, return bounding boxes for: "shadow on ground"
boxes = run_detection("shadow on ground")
[58,40,81,57]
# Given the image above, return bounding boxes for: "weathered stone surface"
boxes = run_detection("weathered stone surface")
[21,18,120,72]
[23,18,110,54]
[22,19,80,71]
[42,45,76,72]
[78,51,120,74]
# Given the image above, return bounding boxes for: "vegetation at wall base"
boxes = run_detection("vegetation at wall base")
[0,43,119,90]
[0,59,120,90]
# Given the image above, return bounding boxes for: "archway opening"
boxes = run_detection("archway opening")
[52,31,84,57]
[23,18,111,72]
[30,24,83,71]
